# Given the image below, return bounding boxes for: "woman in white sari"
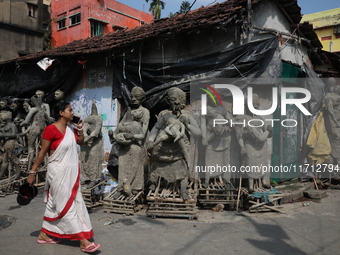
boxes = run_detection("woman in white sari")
[27,102,100,254]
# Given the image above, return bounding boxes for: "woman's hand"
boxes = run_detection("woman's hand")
[73,119,83,130]
[27,173,36,186]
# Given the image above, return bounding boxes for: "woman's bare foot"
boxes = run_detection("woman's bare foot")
[80,239,98,249]
[37,231,61,244]
[38,231,51,241]
[80,239,100,253]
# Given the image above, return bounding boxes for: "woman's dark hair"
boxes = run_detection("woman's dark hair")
[53,102,70,120]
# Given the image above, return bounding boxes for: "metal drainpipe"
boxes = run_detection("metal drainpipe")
[247,0,252,42]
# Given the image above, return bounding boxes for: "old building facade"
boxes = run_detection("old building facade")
[302,8,340,53]
[0,0,50,62]
[50,0,154,47]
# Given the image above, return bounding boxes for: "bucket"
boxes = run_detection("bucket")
[17,183,38,206]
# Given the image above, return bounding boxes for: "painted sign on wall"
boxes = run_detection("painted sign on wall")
[69,87,117,153]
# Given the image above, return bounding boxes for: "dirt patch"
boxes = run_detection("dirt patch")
[118,218,137,226]
[0,215,16,231]
[275,181,309,193]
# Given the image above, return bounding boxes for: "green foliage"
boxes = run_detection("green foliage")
[179,1,191,14]
[169,12,176,18]
[168,1,192,18]
[145,0,165,19]
[270,179,278,187]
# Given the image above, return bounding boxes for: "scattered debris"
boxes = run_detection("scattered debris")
[212,203,225,212]
[104,218,118,226]
[303,190,327,199]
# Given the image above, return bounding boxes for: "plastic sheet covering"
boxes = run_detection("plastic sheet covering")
[0,59,82,103]
[112,37,280,116]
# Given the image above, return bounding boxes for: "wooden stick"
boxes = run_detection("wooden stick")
[313,178,319,190]
[248,197,282,209]
[236,177,242,211]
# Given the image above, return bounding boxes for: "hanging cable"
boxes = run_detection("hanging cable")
[280,26,298,51]
[206,0,217,7]
[139,46,142,86]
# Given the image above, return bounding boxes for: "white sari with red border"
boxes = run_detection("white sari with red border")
[41,124,93,240]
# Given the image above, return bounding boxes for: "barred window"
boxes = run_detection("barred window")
[70,13,81,26]
[27,4,37,18]
[90,21,104,36]
[58,19,66,29]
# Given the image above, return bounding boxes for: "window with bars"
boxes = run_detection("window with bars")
[90,21,104,36]
[70,13,81,26]
[58,19,66,29]
[27,4,37,18]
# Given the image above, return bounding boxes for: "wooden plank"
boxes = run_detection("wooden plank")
[199,200,237,204]
[103,209,134,214]
[248,200,284,213]
[199,193,237,197]
[147,210,198,215]
[148,203,197,208]
[148,208,197,213]
[250,205,284,213]
[146,196,196,203]
[102,203,135,207]
[147,213,197,219]
[248,197,282,209]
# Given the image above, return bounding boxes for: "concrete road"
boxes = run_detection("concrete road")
[0,189,339,255]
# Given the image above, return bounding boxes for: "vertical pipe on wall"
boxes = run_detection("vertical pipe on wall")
[247,0,252,43]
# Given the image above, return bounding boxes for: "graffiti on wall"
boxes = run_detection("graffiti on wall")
[69,87,117,152]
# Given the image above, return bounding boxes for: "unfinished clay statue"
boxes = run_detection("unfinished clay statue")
[9,98,25,150]
[0,99,10,114]
[23,99,31,113]
[235,94,272,192]
[54,89,64,102]
[20,95,50,171]
[35,90,51,119]
[20,99,32,152]
[0,111,21,180]
[10,98,24,124]
[201,105,232,189]
[147,87,201,200]
[80,100,104,189]
[150,116,189,167]
[323,78,340,165]
[111,87,150,198]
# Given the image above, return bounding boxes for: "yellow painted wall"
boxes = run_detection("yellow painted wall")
[301,8,340,52]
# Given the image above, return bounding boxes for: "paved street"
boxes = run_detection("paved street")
[0,189,339,255]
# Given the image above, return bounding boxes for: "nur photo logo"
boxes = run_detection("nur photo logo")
[191,78,312,128]
[199,83,223,115]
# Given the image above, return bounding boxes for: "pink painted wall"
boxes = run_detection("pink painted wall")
[50,0,153,47]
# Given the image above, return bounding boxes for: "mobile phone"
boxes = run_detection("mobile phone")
[72,115,81,124]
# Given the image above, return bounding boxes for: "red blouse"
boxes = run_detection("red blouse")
[42,125,78,150]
